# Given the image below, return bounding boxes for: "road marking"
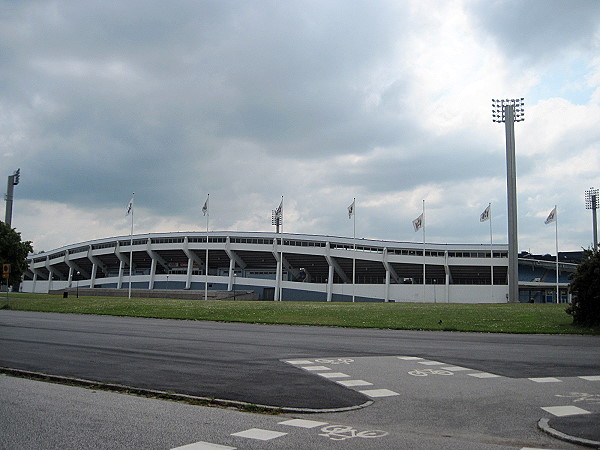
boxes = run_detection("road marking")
[555,392,600,403]
[301,365,331,371]
[359,388,399,398]
[417,361,444,365]
[319,425,389,441]
[408,368,453,377]
[278,419,328,428]
[579,375,600,381]
[540,405,591,417]
[230,428,287,441]
[171,441,236,449]
[397,356,423,360]
[468,372,501,378]
[336,379,373,387]
[317,372,350,378]
[441,366,470,371]
[529,377,562,383]
[314,358,354,364]
[285,360,314,365]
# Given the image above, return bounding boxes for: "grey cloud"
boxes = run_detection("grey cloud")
[469,0,600,64]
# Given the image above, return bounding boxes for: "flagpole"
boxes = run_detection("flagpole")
[280,196,284,302]
[489,202,494,302]
[352,198,356,302]
[422,200,426,302]
[129,192,134,300]
[205,194,209,302]
[555,205,559,304]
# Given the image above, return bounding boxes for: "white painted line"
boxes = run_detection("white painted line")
[579,375,600,381]
[336,379,373,387]
[317,372,350,378]
[520,448,561,450]
[541,405,591,417]
[359,388,400,398]
[397,356,423,360]
[528,377,562,383]
[301,365,331,371]
[278,419,328,429]
[441,366,470,371]
[418,361,444,366]
[285,360,314,365]
[468,372,501,378]
[171,441,236,450]
[230,428,287,441]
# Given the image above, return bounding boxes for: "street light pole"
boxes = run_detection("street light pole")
[492,98,524,303]
[76,271,80,298]
[585,187,599,251]
[4,169,20,227]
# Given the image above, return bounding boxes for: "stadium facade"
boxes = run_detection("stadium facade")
[21,231,573,303]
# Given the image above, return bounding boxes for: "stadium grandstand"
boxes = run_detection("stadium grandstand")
[21,231,575,303]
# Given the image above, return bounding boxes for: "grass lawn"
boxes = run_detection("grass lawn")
[2,293,598,335]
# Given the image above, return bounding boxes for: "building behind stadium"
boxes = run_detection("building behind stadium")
[22,231,575,303]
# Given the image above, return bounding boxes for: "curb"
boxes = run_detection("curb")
[0,367,373,414]
[538,418,600,449]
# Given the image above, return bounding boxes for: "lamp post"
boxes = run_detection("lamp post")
[4,169,20,228]
[233,274,236,301]
[585,187,599,251]
[76,271,80,298]
[492,98,524,303]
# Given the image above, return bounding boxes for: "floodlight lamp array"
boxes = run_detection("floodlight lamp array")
[492,98,525,123]
[271,209,283,226]
[585,187,599,210]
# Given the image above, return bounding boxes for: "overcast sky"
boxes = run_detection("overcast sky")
[2,0,599,254]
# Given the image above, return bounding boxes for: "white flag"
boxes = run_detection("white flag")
[347,199,355,219]
[545,207,556,224]
[412,213,423,232]
[480,204,490,222]
[126,195,134,216]
[274,198,283,219]
[202,196,209,216]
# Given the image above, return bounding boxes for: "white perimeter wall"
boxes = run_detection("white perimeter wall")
[22,275,508,303]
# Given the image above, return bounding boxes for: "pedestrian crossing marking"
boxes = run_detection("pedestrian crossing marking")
[230,428,287,441]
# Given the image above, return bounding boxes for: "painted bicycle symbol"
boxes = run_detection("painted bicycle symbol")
[408,368,454,377]
[314,358,354,365]
[319,425,388,441]
[555,392,600,403]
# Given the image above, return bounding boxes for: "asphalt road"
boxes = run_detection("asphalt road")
[1,310,599,410]
[1,310,599,449]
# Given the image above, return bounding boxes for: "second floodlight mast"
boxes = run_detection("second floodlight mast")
[585,187,599,252]
[492,98,524,303]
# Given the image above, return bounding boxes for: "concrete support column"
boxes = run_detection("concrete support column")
[48,269,54,291]
[274,259,282,301]
[444,251,450,303]
[149,258,157,289]
[117,260,124,289]
[90,263,97,288]
[327,264,334,302]
[68,267,74,288]
[228,258,235,291]
[186,258,193,290]
[385,270,391,303]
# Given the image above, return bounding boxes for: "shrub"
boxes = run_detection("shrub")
[566,249,600,326]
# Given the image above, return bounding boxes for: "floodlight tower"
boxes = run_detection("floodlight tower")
[4,169,20,227]
[492,98,524,303]
[585,187,599,251]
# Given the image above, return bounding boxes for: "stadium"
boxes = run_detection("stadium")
[22,231,575,303]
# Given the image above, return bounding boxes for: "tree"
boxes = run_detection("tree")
[0,221,33,289]
[566,249,600,326]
